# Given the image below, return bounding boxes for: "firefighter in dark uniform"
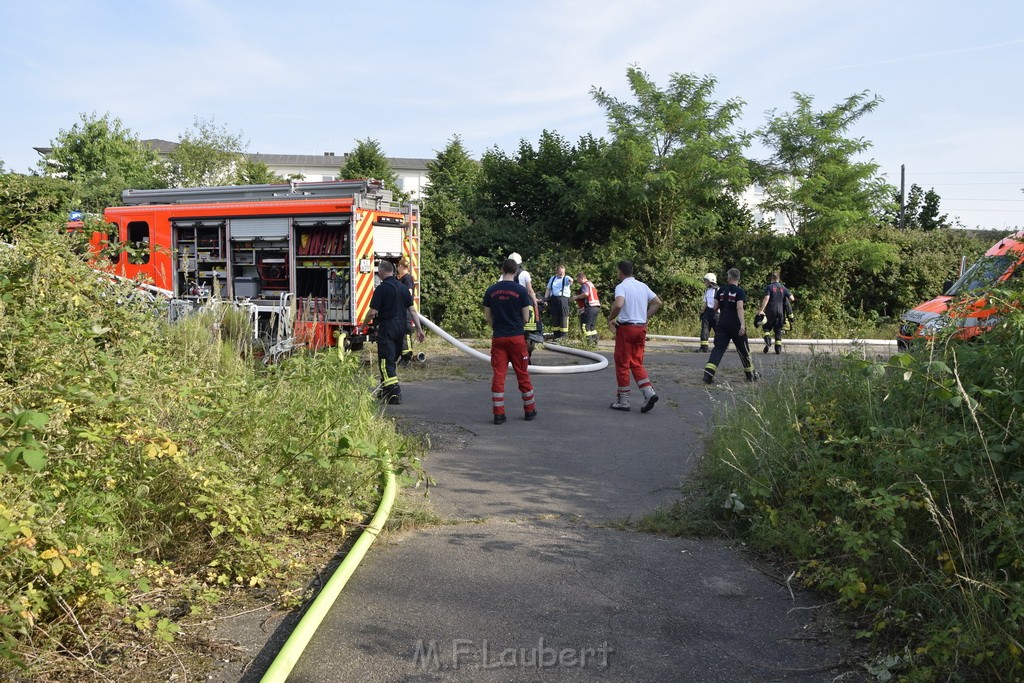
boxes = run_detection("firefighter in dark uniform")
[757,271,795,354]
[364,260,424,404]
[703,268,757,384]
[396,258,416,365]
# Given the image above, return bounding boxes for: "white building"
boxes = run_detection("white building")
[33,139,432,200]
[738,183,795,233]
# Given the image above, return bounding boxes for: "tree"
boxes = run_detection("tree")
[42,112,165,210]
[919,188,951,231]
[422,135,480,252]
[0,173,77,238]
[167,116,245,187]
[756,92,895,297]
[588,67,752,250]
[338,138,405,201]
[886,183,951,231]
[474,130,585,251]
[757,91,890,247]
[233,159,284,185]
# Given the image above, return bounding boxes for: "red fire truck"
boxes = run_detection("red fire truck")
[81,180,419,349]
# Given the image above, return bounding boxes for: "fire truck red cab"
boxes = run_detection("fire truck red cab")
[897,231,1024,348]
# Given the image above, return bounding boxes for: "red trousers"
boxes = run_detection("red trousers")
[490,335,535,415]
[614,324,651,398]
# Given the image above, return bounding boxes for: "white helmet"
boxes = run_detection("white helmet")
[703,272,717,285]
[508,252,523,264]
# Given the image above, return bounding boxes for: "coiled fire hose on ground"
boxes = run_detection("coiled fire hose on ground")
[416,313,609,373]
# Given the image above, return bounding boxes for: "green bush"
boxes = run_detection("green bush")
[0,173,76,239]
[0,224,417,676]
[677,284,1024,679]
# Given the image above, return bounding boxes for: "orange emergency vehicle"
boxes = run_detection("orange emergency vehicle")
[79,180,419,349]
[897,230,1024,348]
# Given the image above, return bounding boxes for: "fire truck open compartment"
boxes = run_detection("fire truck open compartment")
[293,216,352,322]
[173,219,227,296]
[98,180,420,349]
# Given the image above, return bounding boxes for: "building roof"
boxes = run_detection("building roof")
[34,138,430,171]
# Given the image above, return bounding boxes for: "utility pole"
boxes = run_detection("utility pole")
[899,164,906,230]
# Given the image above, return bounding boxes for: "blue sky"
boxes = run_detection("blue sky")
[2,0,1022,229]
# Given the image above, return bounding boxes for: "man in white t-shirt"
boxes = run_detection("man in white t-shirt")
[607,260,662,413]
[698,272,719,353]
[509,252,543,357]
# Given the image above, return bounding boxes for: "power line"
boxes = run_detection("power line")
[924,182,1024,186]
[910,171,1024,175]
[942,197,1024,202]
[942,208,1024,213]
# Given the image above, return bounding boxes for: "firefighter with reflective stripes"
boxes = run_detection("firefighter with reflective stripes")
[572,271,600,345]
[484,258,538,425]
[397,258,416,364]
[703,268,757,384]
[757,271,795,354]
[365,260,424,404]
[697,272,719,352]
[544,264,574,340]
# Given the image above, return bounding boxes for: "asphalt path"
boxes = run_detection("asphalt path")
[260,344,865,681]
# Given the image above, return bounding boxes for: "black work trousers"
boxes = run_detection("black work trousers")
[376,319,405,396]
[548,296,570,338]
[763,311,785,352]
[699,307,718,349]
[704,321,755,382]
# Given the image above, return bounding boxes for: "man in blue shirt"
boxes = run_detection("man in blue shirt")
[483,259,538,425]
[544,264,574,340]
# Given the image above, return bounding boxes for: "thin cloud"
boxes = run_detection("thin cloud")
[805,38,1024,74]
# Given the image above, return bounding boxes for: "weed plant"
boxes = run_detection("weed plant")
[0,224,421,678]
[659,285,1024,680]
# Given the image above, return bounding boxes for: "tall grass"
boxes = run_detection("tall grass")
[653,288,1024,680]
[0,224,420,678]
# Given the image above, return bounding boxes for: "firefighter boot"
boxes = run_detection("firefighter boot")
[763,335,771,354]
[703,364,717,384]
[381,383,402,405]
[775,342,782,355]
[745,368,759,382]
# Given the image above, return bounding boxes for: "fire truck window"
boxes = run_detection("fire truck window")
[127,221,151,265]
[107,224,121,264]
